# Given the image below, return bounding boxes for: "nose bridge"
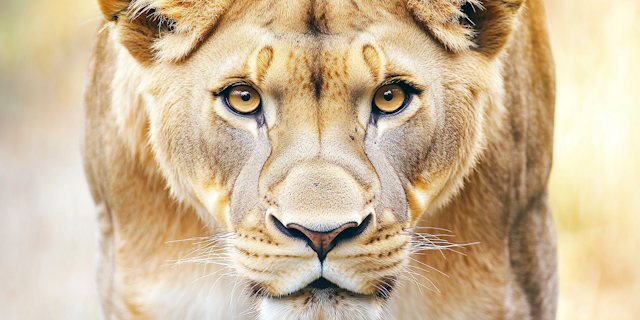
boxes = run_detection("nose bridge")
[263,110,374,193]
[316,42,379,190]
[259,44,322,195]
[318,116,376,190]
[264,121,378,233]
[262,115,377,228]
[260,41,379,231]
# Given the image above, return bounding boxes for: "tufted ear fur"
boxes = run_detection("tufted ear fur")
[407,0,523,56]
[96,0,232,63]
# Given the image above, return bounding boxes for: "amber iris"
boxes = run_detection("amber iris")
[227,85,261,114]
[373,84,406,114]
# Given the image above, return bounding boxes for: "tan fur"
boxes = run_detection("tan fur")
[83,0,557,319]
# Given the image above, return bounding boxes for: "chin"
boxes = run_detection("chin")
[257,287,385,320]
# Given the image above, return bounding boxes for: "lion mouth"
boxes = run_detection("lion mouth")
[256,276,391,319]
[258,276,395,301]
[307,277,340,290]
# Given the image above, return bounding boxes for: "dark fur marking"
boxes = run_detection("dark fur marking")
[305,0,327,36]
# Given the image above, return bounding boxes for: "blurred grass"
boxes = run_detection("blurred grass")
[0,0,638,319]
[0,0,102,319]
[545,0,640,319]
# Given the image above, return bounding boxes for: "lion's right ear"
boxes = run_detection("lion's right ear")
[407,0,524,57]
[97,0,231,64]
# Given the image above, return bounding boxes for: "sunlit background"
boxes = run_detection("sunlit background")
[1,0,638,319]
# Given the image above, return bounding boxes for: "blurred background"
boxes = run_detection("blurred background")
[0,0,638,319]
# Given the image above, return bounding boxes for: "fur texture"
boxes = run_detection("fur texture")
[83,0,557,319]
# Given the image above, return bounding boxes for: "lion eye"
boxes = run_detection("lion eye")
[373,84,407,114]
[226,85,261,114]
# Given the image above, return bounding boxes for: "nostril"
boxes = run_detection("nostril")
[271,214,373,261]
[271,215,316,249]
[271,215,293,237]
[332,214,372,244]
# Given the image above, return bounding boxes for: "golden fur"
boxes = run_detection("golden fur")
[83,0,557,319]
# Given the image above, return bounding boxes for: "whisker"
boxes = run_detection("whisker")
[397,272,423,295]
[407,256,449,278]
[398,270,440,294]
[191,267,228,284]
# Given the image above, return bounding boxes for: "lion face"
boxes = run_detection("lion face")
[100,0,514,318]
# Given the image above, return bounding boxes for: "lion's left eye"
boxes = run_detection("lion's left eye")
[373,84,408,114]
[225,85,261,115]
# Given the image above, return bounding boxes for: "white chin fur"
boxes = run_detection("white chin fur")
[258,289,384,320]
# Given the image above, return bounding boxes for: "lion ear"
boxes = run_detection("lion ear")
[407,0,523,56]
[96,0,232,63]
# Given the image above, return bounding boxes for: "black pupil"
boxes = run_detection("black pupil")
[383,90,393,102]
[240,91,251,102]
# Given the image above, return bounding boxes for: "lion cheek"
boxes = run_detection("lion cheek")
[406,169,452,225]
[192,183,232,229]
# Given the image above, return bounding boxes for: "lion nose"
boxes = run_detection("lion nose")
[272,215,372,261]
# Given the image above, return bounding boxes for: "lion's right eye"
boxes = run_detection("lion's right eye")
[225,85,261,115]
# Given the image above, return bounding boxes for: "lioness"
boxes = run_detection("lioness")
[82,0,557,319]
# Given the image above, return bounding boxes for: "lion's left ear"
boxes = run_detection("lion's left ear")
[407,0,524,56]
[97,0,232,63]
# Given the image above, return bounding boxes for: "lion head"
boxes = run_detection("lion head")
[87,0,547,319]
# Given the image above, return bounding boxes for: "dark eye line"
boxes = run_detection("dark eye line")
[211,80,253,97]
[380,77,423,95]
